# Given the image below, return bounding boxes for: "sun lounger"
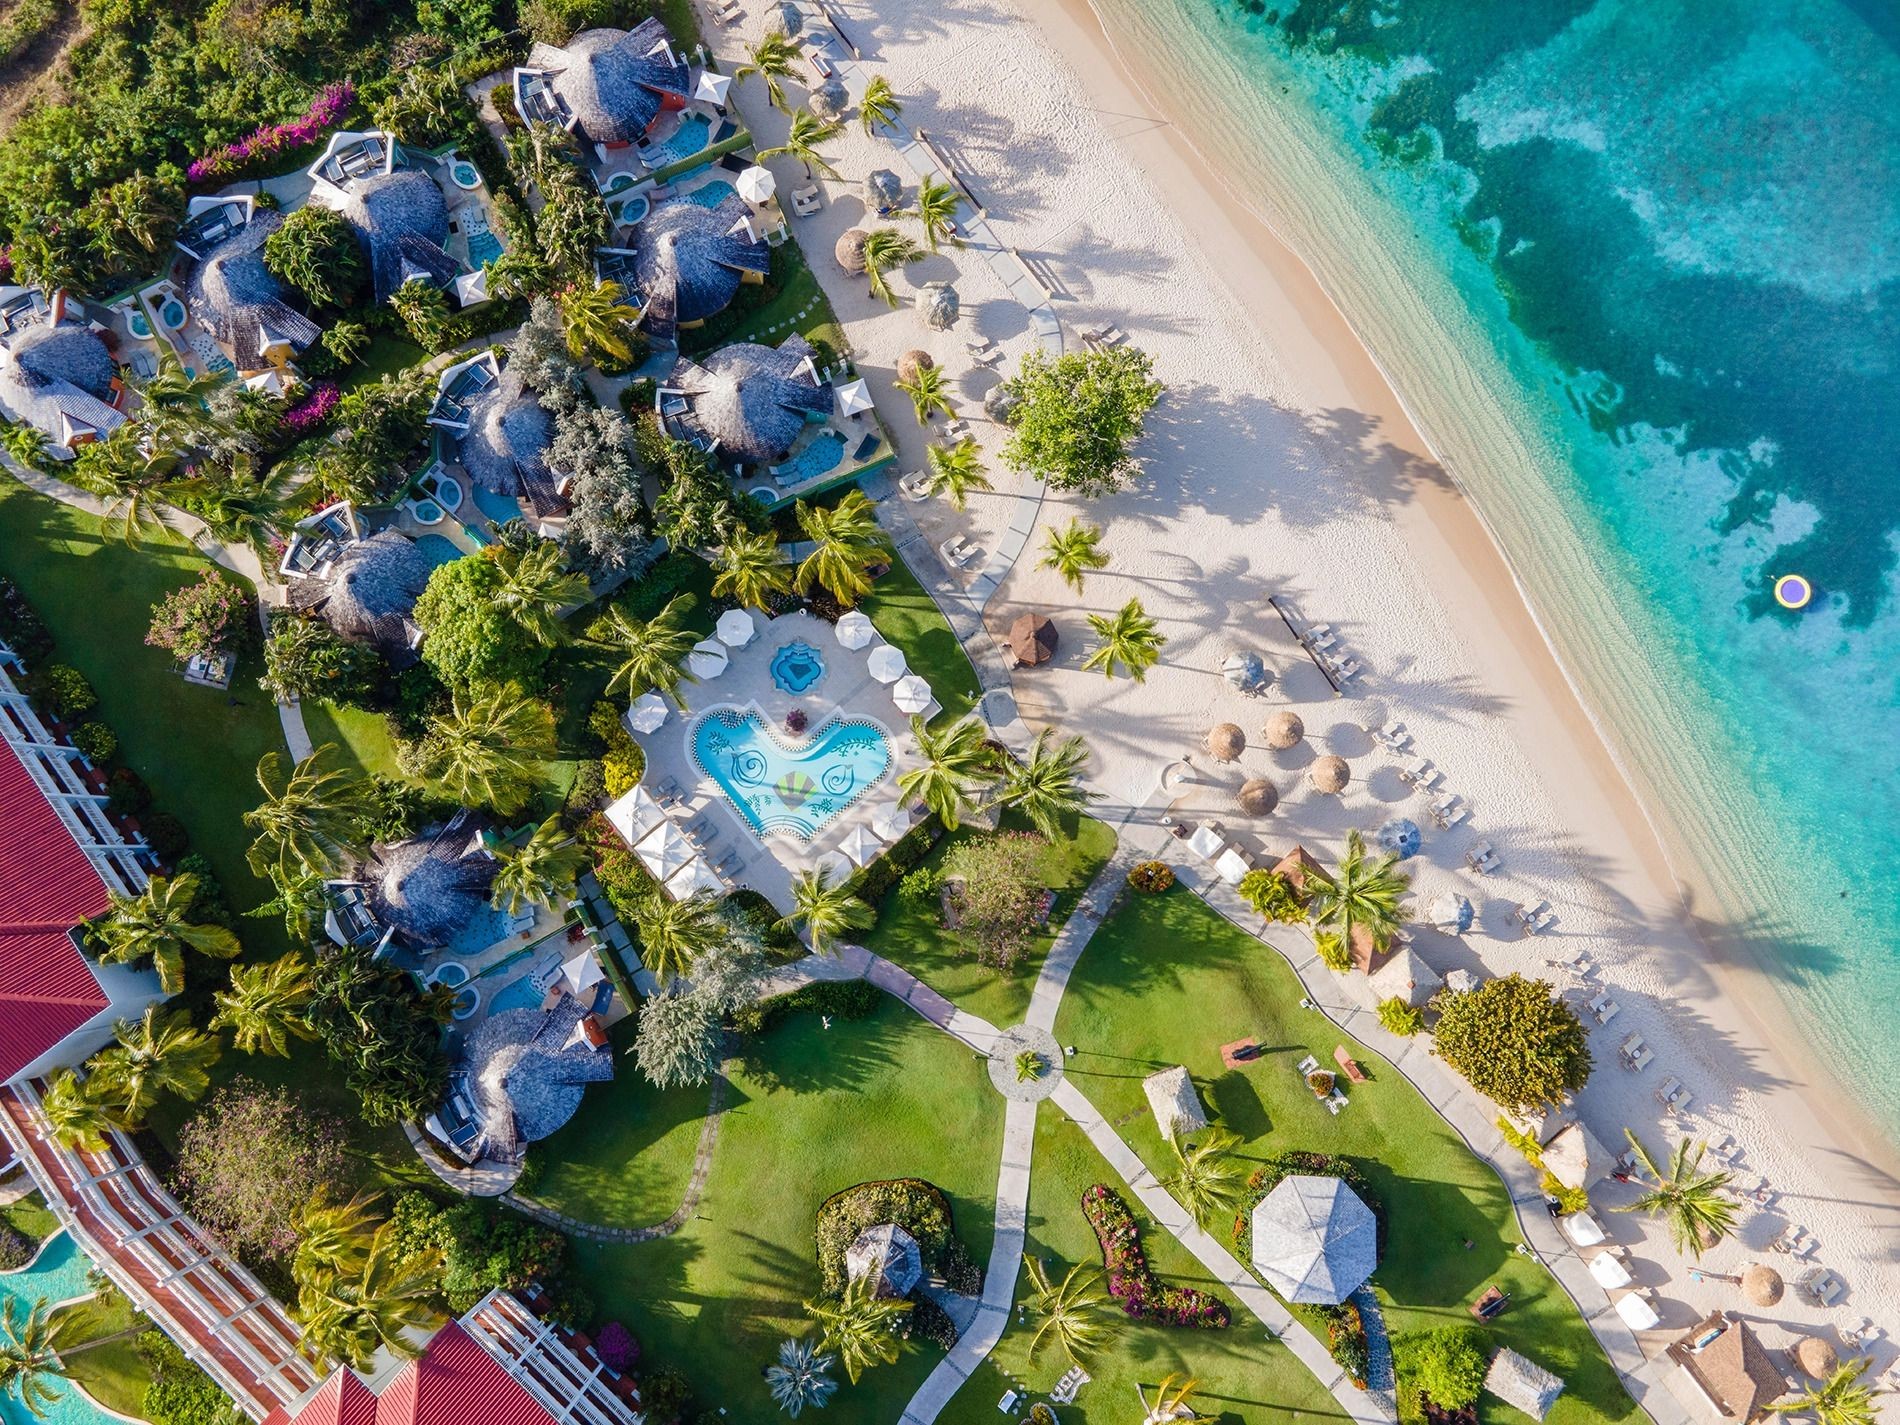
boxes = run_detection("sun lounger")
[1655,1075,1682,1106]
[1372,719,1411,752]
[1798,1267,1845,1307]
[898,469,933,501]
[807,48,835,78]
[1430,793,1466,827]
[1770,1223,1808,1255]
[1304,623,1339,650]
[792,192,823,217]
[941,536,978,568]
[945,418,973,440]
[1465,839,1499,873]
[655,777,684,804]
[1330,655,1363,683]
[1593,996,1620,1026]
[967,338,1002,364]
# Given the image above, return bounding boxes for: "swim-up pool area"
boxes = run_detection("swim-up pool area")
[651,115,714,166]
[692,708,892,841]
[2,1231,117,1425]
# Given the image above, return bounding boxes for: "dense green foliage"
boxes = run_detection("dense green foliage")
[1393,1327,1490,1411]
[1432,973,1592,1113]
[414,553,551,692]
[1000,346,1163,496]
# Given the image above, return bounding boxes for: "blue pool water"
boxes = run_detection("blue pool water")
[445,901,512,957]
[680,177,736,210]
[654,115,713,166]
[769,641,826,694]
[470,482,522,524]
[464,209,504,268]
[692,709,892,841]
[776,432,845,484]
[414,533,462,568]
[2,1231,117,1425]
[487,972,547,1015]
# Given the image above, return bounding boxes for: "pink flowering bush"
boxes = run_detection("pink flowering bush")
[146,569,253,662]
[171,1081,348,1263]
[595,1321,638,1371]
[188,82,355,185]
[1082,1184,1231,1328]
[943,830,1055,970]
[281,381,340,434]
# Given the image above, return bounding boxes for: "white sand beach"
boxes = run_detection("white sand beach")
[708,0,1900,1396]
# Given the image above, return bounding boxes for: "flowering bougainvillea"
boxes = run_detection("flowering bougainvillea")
[1081,1184,1230,1328]
[145,569,253,662]
[187,82,355,185]
[281,381,340,434]
[171,1080,348,1261]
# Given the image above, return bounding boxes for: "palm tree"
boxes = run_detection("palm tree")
[388,277,451,349]
[172,455,298,565]
[923,438,991,509]
[90,873,240,995]
[860,228,923,307]
[633,891,725,983]
[129,350,229,453]
[1164,1128,1246,1227]
[322,320,370,368]
[293,1191,382,1286]
[896,362,953,423]
[491,816,589,914]
[558,279,642,365]
[758,110,842,179]
[793,491,891,606]
[897,713,996,830]
[0,419,49,473]
[803,1277,911,1385]
[998,729,1100,837]
[484,245,552,303]
[212,953,317,1057]
[417,691,557,816]
[598,593,699,706]
[1768,1360,1880,1425]
[493,540,588,647]
[0,1297,69,1419]
[87,1007,222,1127]
[1022,1256,1115,1366]
[69,428,174,547]
[712,529,792,610]
[245,745,368,884]
[297,1222,443,1371]
[1039,517,1110,592]
[1136,1374,1215,1425]
[859,74,902,134]
[902,175,965,252]
[39,1070,120,1153]
[1616,1131,1739,1260]
[1307,829,1410,964]
[1082,598,1166,681]
[780,865,873,957]
[766,1337,839,1417]
[736,29,801,111]
[87,173,178,263]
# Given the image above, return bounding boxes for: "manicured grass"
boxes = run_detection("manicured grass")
[524,1016,712,1227]
[859,812,1118,1028]
[0,477,287,950]
[1053,887,1642,1425]
[51,1293,152,1419]
[861,554,981,726]
[566,999,1003,1423]
[681,240,845,360]
[1,1190,59,1242]
[939,1107,1344,1425]
[341,334,426,391]
[299,698,405,781]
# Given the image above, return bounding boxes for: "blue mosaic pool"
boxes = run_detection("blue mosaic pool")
[464,209,504,267]
[681,177,737,209]
[776,431,846,484]
[2,1231,115,1425]
[470,482,522,524]
[655,115,714,166]
[770,641,826,694]
[692,709,891,840]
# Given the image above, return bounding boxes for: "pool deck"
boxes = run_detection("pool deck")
[627,609,928,914]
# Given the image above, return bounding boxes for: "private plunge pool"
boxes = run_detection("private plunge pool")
[692,708,892,841]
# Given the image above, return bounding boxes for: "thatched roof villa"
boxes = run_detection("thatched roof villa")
[659,333,831,465]
[0,297,126,453]
[515,20,692,149]
[282,511,433,665]
[182,209,321,374]
[627,189,769,341]
[365,819,498,950]
[430,353,565,523]
[306,131,462,303]
[460,992,613,1163]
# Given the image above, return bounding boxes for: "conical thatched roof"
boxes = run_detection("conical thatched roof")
[633,189,770,341]
[845,1223,922,1299]
[808,78,848,120]
[918,280,960,331]
[1367,945,1443,1008]
[1006,613,1057,666]
[288,529,432,662]
[1310,754,1350,793]
[1264,710,1305,749]
[835,228,869,275]
[333,168,458,302]
[1740,1264,1783,1307]
[897,349,933,385]
[1485,1348,1565,1422]
[184,209,321,373]
[984,383,1019,421]
[1238,777,1278,816]
[366,818,496,948]
[0,322,125,444]
[665,333,831,463]
[459,366,553,495]
[1795,1338,1838,1378]
[1207,722,1245,761]
[1142,1066,1207,1141]
[462,992,612,1161]
[545,21,691,145]
[865,169,902,213]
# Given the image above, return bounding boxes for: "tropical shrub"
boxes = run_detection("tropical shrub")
[1314,1299,1371,1386]
[71,721,118,764]
[106,767,152,818]
[588,698,646,797]
[898,866,940,910]
[942,831,1053,970]
[146,571,253,661]
[188,82,356,186]
[0,576,53,662]
[304,954,448,1125]
[815,1179,961,1294]
[0,1221,32,1270]
[729,978,881,1037]
[414,553,554,692]
[37,663,96,719]
[137,1330,243,1425]
[1126,860,1173,893]
[1394,1327,1489,1411]
[1378,997,1424,1036]
[141,811,190,862]
[388,1192,569,1312]
[847,813,945,903]
[1000,346,1163,496]
[1314,929,1353,971]
[281,383,340,434]
[1237,868,1306,923]
[1432,973,1592,1113]
[905,1293,959,1348]
[259,615,385,707]
[596,1321,638,1371]
[170,1080,348,1263]
[1081,1184,1229,1328]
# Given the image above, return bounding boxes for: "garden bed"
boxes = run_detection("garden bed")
[1081,1183,1229,1328]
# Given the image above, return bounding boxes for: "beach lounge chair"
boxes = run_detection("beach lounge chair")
[1465,839,1499,873]
[1619,1033,1645,1066]
[1655,1075,1683,1107]
[945,417,973,440]
[807,48,835,79]
[898,469,933,501]
[1304,623,1339,650]
[1798,1267,1845,1307]
[1594,996,1620,1026]
[967,338,1002,364]
[1330,655,1363,683]
[1091,324,1127,347]
[1372,719,1411,752]
[655,776,684,804]
[1401,757,1440,791]
[1430,793,1466,827]
[1770,1223,1808,1255]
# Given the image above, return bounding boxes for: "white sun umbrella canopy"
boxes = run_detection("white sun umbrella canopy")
[816,849,856,885]
[834,378,875,418]
[665,856,725,901]
[735,164,776,204]
[628,690,670,734]
[1428,891,1474,935]
[834,609,875,649]
[634,821,696,880]
[561,951,606,996]
[688,638,729,679]
[1614,1292,1661,1331]
[716,607,757,648]
[871,799,911,842]
[1561,1211,1608,1248]
[838,823,883,868]
[892,674,932,715]
[695,70,733,106]
[1215,847,1251,885]
[1588,1252,1633,1290]
[868,643,908,684]
[604,785,665,846]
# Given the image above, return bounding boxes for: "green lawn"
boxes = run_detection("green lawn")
[341,334,427,391]
[861,554,982,727]
[1,1190,59,1243]
[680,240,845,360]
[299,697,405,781]
[859,812,1118,1028]
[565,999,1003,1423]
[1052,887,1641,1425]
[51,1293,152,1419]
[523,1016,712,1227]
[940,1107,1346,1425]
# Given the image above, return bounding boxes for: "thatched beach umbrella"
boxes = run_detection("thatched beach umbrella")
[897,348,934,385]
[1238,778,1278,816]
[1006,613,1057,666]
[1795,1338,1838,1379]
[808,78,848,122]
[866,168,903,215]
[835,228,869,275]
[1264,710,1305,750]
[1207,722,1245,762]
[1741,1264,1784,1307]
[1310,755,1350,794]
[775,1,803,34]
[918,280,960,331]
[984,383,1020,422]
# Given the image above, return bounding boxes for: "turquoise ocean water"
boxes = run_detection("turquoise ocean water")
[1088,0,1900,1128]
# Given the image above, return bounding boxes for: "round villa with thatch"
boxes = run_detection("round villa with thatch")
[1238,778,1278,816]
[185,211,320,374]
[365,821,497,949]
[897,349,934,385]
[1207,722,1245,762]
[845,1223,922,1299]
[1006,613,1057,667]
[918,281,960,331]
[808,77,848,121]
[633,190,771,342]
[543,25,691,146]
[287,529,433,664]
[327,168,458,303]
[460,368,555,498]
[1264,710,1305,750]
[664,334,831,465]
[1741,1264,1784,1307]
[835,228,869,275]
[1310,755,1351,794]
[0,322,126,449]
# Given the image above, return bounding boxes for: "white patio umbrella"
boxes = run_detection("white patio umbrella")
[561,951,606,996]
[834,609,875,649]
[604,785,665,846]
[735,164,776,204]
[716,607,756,648]
[1561,1211,1608,1248]
[1588,1252,1633,1290]
[634,821,695,880]
[628,690,670,734]
[1614,1292,1660,1331]
[892,674,932,715]
[834,378,875,417]
[871,799,911,842]
[815,849,855,884]
[695,70,733,106]
[688,638,729,679]
[1215,847,1251,885]
[838,823,883,868]
[665,857,725,900]
[1188,825,1225,861]
[868,644,907,684]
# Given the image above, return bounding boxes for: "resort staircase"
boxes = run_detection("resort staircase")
[0,1081,321,1420]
